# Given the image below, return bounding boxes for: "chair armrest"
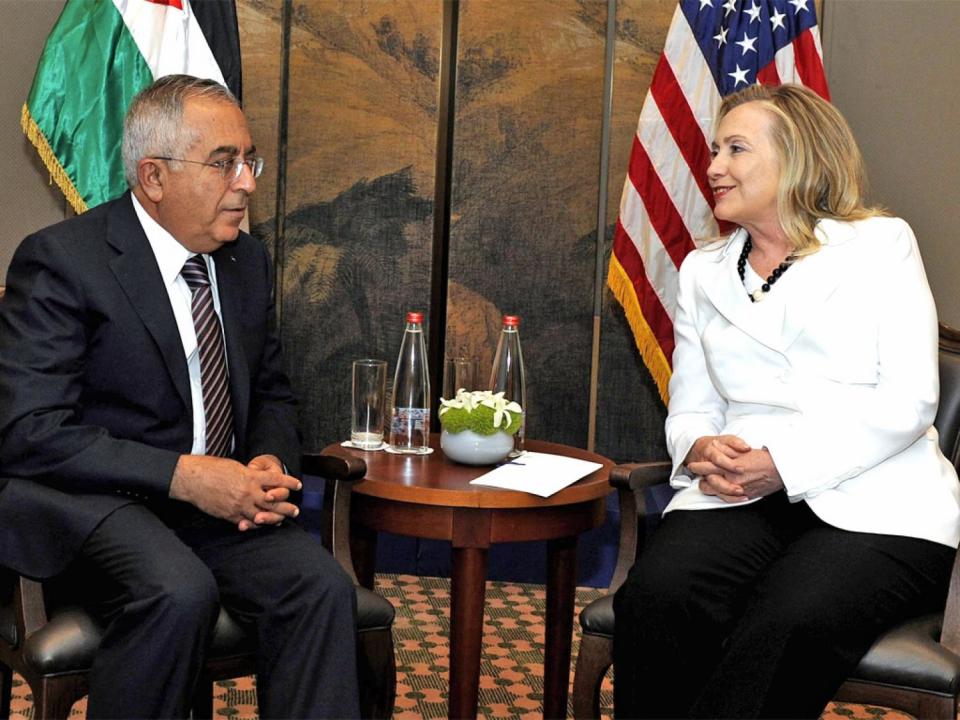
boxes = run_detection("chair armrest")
[607,461,672,594]
[15,576,48,643]
[610,460,673,492]
[301,451,368,584]
[301,450,367,482]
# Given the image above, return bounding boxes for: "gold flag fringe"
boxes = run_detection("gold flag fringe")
[607,253,671,406]
[21,104,88,215]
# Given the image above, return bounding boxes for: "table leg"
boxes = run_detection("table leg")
[544,535,578,719]
[448,546,488,719]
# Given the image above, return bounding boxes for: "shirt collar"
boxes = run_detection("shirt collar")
[131,192,204,286]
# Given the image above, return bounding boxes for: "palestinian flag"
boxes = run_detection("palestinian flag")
[21,0,242,214]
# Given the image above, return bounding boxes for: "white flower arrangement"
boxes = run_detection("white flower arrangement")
[438,389,523,436]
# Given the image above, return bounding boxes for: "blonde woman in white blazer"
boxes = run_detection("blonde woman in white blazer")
[613,84,960,720]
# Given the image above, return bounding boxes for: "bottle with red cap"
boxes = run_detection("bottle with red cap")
[489,314,527,454]
[388,311,431,454]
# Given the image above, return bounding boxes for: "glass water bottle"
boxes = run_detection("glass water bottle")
[388,312,431,454]
[488,314,526,454]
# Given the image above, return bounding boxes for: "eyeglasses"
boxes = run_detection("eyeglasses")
[152,155,264,181]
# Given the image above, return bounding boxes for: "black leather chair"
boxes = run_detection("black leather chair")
[0,452,396,720]
[572,323,960,720]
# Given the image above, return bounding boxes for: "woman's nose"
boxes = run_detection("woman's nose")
[707,153,723,179]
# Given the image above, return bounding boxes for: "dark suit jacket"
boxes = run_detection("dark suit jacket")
[0,192,300,579]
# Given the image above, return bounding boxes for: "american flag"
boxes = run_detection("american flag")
[607,0,829,404]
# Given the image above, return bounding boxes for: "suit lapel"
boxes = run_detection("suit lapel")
[700,228,789,353]
[778,220,851,349]
[212,245,250,446]
[106,194,192,412]
[700,221,852,354]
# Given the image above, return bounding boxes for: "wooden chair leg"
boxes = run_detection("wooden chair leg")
[572,633,613,720]
[357,627,396,720]
[33,674,87,720]
[0,664,12,720]
[916,693,957,720]
[190,678,215,720]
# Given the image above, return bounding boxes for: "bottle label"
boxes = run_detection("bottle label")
[390,408,430,434]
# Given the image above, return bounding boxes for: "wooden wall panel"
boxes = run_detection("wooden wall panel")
[595,0,674,463]
[238,0,679,457]
[446,0,608,449]
[238,0,284,240]
[276,0,442,450]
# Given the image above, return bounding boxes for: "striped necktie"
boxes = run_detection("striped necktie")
[181,255,234,457]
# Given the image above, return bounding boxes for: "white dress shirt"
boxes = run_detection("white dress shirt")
[132,193,228,456]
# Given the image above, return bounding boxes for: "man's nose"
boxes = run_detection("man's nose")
[232,161,257,192]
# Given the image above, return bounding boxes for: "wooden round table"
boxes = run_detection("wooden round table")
[325,435,613,719]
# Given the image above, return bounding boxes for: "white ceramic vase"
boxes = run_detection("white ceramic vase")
[440,428,514,466]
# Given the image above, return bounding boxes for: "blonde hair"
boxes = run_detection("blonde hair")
[716,84,884,255]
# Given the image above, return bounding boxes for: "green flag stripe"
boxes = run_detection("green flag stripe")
[24,0,153,213]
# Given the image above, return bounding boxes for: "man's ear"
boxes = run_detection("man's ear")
[137,158,165,202]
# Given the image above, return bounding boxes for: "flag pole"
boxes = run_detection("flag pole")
[428,0,460,432]
[587,0,618,453]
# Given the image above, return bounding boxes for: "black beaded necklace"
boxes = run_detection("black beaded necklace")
[737,236,794,303]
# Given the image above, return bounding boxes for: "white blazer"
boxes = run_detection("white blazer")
[665,216,960,548]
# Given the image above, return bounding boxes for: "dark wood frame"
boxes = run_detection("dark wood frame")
[941,322,960,353]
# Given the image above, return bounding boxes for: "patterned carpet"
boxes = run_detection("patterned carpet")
[8,573,914,719]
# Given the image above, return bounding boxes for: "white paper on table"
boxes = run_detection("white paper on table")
[469,451,603,498]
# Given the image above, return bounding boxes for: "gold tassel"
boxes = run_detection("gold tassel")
[21,104,88,215]
[607,254,672,406]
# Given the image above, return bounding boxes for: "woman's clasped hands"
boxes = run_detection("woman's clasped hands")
[685,435,783,503]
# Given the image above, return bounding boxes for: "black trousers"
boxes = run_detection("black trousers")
[612,493,954,720]
[49,503,361,719]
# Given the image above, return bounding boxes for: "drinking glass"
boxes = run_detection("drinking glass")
[351,359,388,449]
[442,356,478,400]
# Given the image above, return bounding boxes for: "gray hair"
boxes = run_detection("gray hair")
[122,74,239,188]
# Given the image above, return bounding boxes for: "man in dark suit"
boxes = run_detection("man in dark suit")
[0,75,360,718]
